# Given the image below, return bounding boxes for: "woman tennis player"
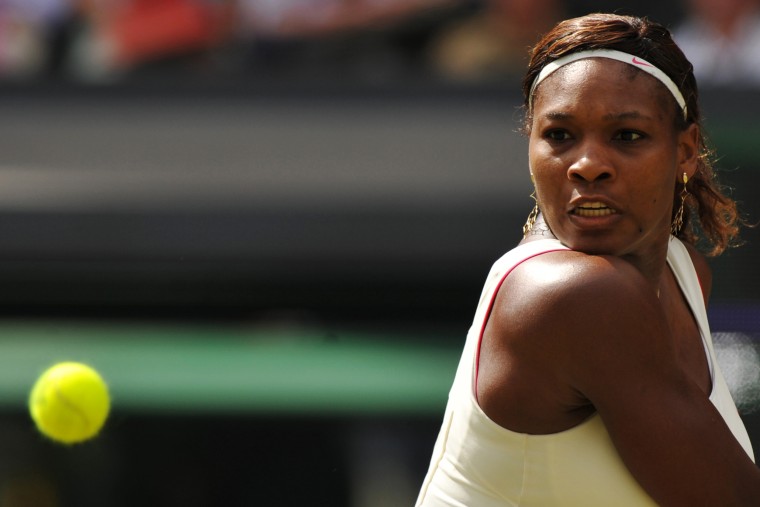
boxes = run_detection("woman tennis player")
[416,12,760,506]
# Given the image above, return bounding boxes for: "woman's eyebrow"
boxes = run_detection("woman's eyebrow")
[540,111,573,121]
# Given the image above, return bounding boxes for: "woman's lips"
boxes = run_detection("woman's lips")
[571,202,617,217]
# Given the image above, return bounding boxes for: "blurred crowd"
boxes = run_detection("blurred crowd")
[0,0,759,87]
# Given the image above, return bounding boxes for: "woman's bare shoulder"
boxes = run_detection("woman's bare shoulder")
[479,249,668,432]
[493,249,672,390]
[502,249,656,318]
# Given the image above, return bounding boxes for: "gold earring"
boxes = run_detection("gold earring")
[523,188,539,237]
[671,172,688,236]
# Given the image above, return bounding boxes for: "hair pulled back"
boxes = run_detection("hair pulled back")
[523,13,741,256]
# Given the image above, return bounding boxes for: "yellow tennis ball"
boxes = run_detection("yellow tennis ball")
[29,362,110,444]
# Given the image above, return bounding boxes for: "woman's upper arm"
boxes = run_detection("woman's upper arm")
[512,254,760,506]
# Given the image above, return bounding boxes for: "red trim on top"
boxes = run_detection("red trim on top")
[473,249,567,403]
[696,274,705,302]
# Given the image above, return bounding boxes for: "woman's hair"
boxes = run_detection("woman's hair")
[522,13,742,256]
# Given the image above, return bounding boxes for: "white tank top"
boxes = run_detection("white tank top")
[416,238,754,507]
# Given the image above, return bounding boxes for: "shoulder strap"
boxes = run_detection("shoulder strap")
[666,238,716,384]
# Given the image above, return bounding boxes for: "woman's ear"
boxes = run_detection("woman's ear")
[678,123,700,179]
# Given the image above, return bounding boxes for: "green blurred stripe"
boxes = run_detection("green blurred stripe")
[0,322,459,415]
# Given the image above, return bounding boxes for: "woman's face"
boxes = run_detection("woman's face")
[528,58,696,260]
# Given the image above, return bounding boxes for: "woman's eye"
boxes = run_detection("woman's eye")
[545,130,570,141]
[616,131,644,141]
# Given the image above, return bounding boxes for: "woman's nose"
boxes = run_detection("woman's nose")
[567,143,615,183]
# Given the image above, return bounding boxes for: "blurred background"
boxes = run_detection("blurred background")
[0,0,759,505]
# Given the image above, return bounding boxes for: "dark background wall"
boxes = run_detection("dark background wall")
[0,82,758,507]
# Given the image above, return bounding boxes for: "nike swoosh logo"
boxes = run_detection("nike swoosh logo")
[631,57,653,67]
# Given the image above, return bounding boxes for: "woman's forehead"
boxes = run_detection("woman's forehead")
[533,58,672,113]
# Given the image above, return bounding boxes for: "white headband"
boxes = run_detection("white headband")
[529,49,688,120]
